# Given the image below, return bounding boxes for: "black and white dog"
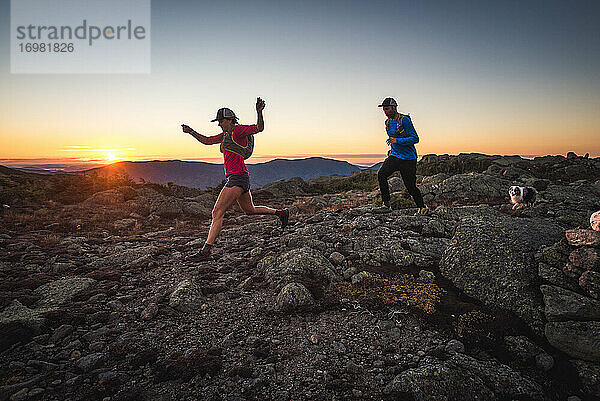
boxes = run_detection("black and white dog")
[508,186,537,210]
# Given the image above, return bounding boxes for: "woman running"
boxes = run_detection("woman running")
[181,97,289,262]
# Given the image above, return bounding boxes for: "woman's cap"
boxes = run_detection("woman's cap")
[211,107,237,122]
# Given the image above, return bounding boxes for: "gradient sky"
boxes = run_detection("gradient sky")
[1,0,599,165]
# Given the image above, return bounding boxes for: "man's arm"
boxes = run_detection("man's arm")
[181,124,222,144]
[256,97,265,132]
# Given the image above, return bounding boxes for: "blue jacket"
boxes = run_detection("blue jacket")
[387,115,419,160]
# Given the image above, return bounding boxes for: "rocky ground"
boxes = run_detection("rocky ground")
[1,153,600,400]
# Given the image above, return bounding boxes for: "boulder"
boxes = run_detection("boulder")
[0,301,45,349]
[384,353,543,400]
[571,359,600,397]
[87,245,161,269]
[259,177,309,197]
[503,335,545,364]
[275,283,314,312]
[134,187,183,217]
[33,278,96,310]
[580,271,600,299]
[182,201,211,218]
[261,247,340,292]
[420,173,511,206]
[169,279,204,312]
[545,321,600,361]
[566,229,600,247]
[540,285,600,321]
[440,215,563,334]
[569,248,600,271]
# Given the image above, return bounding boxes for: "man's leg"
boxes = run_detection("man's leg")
[377,156,399,207]
[398,159,425,208]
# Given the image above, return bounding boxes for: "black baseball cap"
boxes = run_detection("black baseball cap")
[378,97,398,107]
[210,107,237,122]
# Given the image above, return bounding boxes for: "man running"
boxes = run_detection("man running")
[181,97,289,262]
[377,97,426,213]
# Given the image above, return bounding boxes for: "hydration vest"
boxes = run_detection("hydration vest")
[385,114,409,138]
[221,129,254,160]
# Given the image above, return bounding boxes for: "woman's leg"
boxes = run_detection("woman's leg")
[236,190,277,215]
[205,185,244,245]
[237,190,290,229]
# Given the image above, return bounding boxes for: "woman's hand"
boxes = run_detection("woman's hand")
[256,97,265,112]
[181,124,194,134]
[386,137,397,145]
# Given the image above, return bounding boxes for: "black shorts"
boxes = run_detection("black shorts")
[225,172,250,193]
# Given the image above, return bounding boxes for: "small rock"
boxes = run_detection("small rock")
[535,353,554,371]
[89,341,106,352]
[329,252,345,265]
[75,352,107,372]
[418,270,435,283]
[351,271,371,285]
[250,247,263,257]
[445,339,465,354]
[140,303,159,320]
[9,388,28,401]
[48,324,73,344]
[332,341,346,353]
[28,388,44,397]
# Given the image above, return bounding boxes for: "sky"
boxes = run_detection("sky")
[1,0,599,167]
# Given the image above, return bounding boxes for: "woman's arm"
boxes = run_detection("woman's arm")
[256,97,265,132]
[181,124,222,144]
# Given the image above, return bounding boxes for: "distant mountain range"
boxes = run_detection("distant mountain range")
[81,157,380,189]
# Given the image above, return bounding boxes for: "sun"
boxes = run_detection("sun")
[104,152,121,162]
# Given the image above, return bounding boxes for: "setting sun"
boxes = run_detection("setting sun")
[103,152,120,162]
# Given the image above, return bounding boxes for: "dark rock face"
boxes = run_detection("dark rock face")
[440,214,563,334]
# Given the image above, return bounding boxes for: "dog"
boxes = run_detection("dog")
[508,186,537,210]
[591,211,600,231]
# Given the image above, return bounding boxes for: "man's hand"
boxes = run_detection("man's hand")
[256,97,265,112]
[181,124,194,134]
[386,137,397,145]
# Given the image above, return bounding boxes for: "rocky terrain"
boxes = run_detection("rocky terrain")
[1,152,599,401]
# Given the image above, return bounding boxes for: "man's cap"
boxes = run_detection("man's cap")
[378,97,398,107]
[210,107,237,122]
